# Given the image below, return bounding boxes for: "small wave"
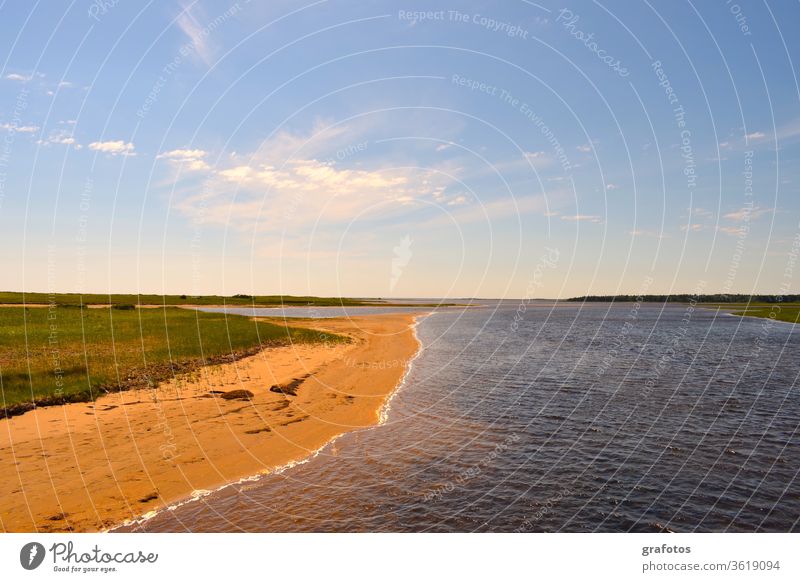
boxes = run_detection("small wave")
[378,312,432,425]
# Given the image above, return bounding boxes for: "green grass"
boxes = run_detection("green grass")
[712,303,800,324]
[0,306,346,416]
[0,291,461,308]
[0,291,380,307]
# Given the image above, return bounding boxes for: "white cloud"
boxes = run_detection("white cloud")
[718,225,744,235]
[576,144,592,153]
[0,122,39,133]
[435,143,452,151]
[561,214,602,223]
[745,131,766,140]
[524,151,546,159]
[630,229,669,239]
[173,124,457,232]
[5,73,31,82]
[680,223,704,232]
[723,206,772,222]
[36,131,81,148]
[605,183,618,190]
[158,148,209,171]
[89,140,135,156]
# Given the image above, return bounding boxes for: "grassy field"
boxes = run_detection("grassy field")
[0,291,459,308]
[0,291,379,307]
[711,303,800,324]
[0,306,345,416]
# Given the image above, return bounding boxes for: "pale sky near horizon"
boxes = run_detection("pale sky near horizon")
[1,1,798,299]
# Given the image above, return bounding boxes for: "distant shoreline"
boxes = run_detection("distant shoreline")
[0,291,463,309]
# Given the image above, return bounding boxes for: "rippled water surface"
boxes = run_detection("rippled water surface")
[131,302,799,532]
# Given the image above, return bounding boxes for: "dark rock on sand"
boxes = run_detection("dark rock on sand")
[220,390,254,400]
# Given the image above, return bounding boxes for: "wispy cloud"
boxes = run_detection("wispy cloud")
[0,122,39,133]
[37,131,81,148]
[745,131,766,141]
[630,229,669,239]
[157,148,209,171]
[723,206,772,222]
[561,214,602,223]
[173,123,457,232]
[175,0,242,67]
[5,73,31,82]
[89,140,135,156]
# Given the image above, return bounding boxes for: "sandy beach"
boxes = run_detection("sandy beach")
[0,313,421,532]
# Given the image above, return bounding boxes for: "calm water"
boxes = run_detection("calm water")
[195,304,458,318]
[127,302,799,532]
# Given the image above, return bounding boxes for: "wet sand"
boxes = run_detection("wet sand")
[0,313,421,532]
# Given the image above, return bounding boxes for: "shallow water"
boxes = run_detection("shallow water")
[126,302,799,532]
[195,304,454,318]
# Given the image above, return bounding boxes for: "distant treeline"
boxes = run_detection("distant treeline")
[566,294,800,303]
[0,291,459,308]
[0,291,378,307]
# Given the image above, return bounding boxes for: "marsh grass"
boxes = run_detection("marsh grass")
[0,306,345,416]
[0,291,374,307]
[723,303,800,324]
[703,302,800,324]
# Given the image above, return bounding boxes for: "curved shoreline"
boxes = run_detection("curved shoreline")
[0,313,422,532]
[114,313,431,532]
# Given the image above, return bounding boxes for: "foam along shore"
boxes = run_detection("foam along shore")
[0,313,422,532]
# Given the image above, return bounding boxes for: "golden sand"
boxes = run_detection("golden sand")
[0,313,420,532]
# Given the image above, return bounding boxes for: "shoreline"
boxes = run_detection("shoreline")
[0,313,422,532]
[116,312,432,532]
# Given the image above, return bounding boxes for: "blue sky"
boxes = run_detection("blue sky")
[1,0,798,298]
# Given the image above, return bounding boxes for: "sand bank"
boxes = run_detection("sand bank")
[0,313,421,532]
